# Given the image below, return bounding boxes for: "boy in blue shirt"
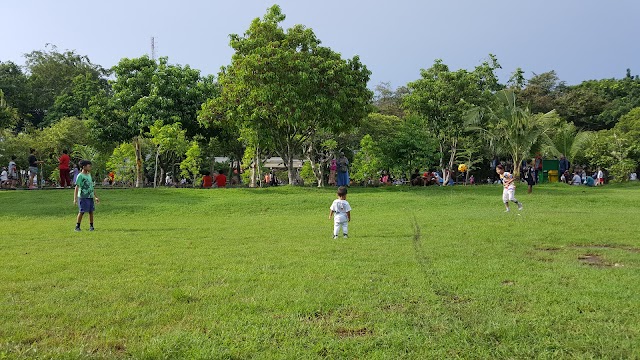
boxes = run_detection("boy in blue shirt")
[73,160,100,231]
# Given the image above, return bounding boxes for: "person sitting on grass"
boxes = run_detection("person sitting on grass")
[571,172,582,186]
[201,172,213,188]
[215,170,227,188]
[73,160,99,232]
[585,175,596,187]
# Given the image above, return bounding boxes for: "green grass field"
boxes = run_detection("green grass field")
[1,184,639,359]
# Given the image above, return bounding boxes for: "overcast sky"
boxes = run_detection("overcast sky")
[2,0,639,87]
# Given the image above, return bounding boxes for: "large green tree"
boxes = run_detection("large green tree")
[88,56,217,187]
[0,61,31,125]
[24,45,109,127]
[404,56,501,184]
[44,73,106,124]
[210,5,372,185]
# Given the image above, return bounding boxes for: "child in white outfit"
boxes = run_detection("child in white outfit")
[329,186,351,239]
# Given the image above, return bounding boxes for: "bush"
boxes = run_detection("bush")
[609,159,637,183]
[300,161,316,187]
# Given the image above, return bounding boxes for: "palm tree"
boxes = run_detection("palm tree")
[482,90,557,179]
[547,121,592,163]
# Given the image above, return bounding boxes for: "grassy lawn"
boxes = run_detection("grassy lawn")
[1,184,639,359]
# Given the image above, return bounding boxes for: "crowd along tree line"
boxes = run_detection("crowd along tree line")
[1,5,639,187]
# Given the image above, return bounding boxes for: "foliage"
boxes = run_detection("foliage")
[351,134,382,184]
[106,142,136,184]
[584,130,638,182]
[0,61,31,119]
[373,82,408,117]
[0,90,20,130]
[44,73,105,125]
[542,117,593,162]
[24,44,109,127]
[481,90,556,178]
[87,56,216,187]
[211,5,373,184]
[180,141,202,182]
[404,56,501,183]
[299,161,316,186]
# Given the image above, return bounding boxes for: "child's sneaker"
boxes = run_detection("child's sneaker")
[333,235,338,239]
[343,234,348,239]
[518,203,524,211]
[74,226,81,232]
[89,226,95,231]
[504,208,510,212]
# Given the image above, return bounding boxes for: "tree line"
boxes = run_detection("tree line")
[1,5,639,187]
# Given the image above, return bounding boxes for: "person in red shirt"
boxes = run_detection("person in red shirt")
[59,150,72,188]
[202,173,213,188]
[215,170,227,188]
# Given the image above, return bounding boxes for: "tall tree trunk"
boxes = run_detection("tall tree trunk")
[286,143,296,186]
[442,139,458,185]
[306,142,325,188]
[250,145,258,188]
[153,147,160,188]
[134,137,144,188]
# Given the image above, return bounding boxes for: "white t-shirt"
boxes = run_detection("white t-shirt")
[8,161,16,176]
[572,174,582,185]
[597,170,604,179]
[330,199,351,221]
[0,170,7,181]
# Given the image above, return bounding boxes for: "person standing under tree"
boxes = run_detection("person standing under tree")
[8,155,18,189]
[73,160,99,231]
[525,161,536,194]
[328,159,337,186]
[336,153,350,187]
[59,150,72,188]
[496,164,523,212]
[27,148,43,189]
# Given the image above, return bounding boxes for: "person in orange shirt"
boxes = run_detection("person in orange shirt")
[215,170,227,188]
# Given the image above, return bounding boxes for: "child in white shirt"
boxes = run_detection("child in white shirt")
[329,186,351,239]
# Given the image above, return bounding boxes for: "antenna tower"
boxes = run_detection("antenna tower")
[151,37,156,60]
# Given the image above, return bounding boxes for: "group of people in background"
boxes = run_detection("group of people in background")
[200,171,227,188]
[0,149,83,190]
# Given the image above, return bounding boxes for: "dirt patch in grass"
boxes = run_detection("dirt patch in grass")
[335,327,372,338]
[501,280,515,286]
[578,254,624,267]
[571,244,640,253]
[535,246,563,252]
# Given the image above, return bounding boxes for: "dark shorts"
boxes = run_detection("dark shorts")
[79,198,95,213]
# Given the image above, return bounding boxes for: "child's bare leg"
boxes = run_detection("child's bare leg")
[77,212,84,224]
[89,212,94,224]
